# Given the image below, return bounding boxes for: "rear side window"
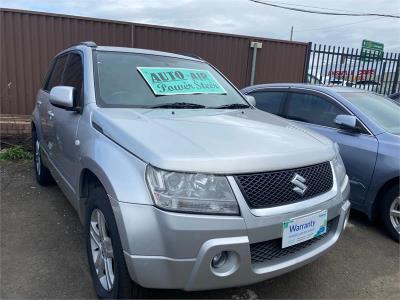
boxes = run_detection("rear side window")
[286,92,347,128]
[249,91,286,115]
[45,55,68,92]
[63,53,83,106]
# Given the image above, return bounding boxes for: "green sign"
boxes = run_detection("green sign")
[361,39,384,61]
[137,67,227,96]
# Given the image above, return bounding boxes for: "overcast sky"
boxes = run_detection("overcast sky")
[2,0,400,52]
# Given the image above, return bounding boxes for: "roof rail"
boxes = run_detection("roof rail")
[79,41,97,48]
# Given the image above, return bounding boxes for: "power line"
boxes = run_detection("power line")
[249,0,400,18]
[295,17,384,33]
[254,1,372,14]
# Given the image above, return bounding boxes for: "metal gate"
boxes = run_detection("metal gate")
[305,43,400,96]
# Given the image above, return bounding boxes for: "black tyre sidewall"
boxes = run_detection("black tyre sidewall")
[85,185,135,299]
[381,186,400,242]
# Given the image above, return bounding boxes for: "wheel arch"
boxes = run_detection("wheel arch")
[31,103,42,133]
[80,168,102,198]
[77,161,116,225]
[77,161,139,255]
[31,116,44,143]
[371,176,400,219]
[31,121,37,147]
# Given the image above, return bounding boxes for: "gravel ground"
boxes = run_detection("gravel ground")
[1,161,399,299]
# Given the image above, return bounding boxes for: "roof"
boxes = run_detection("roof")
[241,83,370,94]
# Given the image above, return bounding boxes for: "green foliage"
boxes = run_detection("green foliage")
[0,146,33,161]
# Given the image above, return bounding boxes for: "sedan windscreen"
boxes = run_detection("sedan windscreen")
[340,92,400,135]
[93,51,247,108]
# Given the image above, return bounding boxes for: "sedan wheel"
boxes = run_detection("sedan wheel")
[389,196,400,234]
[90,209,115,291]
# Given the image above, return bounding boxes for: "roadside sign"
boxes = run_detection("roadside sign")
[361,39,384,61]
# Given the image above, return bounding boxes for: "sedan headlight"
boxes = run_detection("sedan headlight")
[146,165,239,215]
[332,143,346,186]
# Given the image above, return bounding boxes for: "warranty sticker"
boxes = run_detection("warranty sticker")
[282,210,328,248]
[137,67,227,96]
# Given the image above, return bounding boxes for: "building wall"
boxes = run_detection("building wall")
[0,8,309,115]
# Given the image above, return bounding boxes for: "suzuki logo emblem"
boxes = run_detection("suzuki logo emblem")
[291,174,308,196]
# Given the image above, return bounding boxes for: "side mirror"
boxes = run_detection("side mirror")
[50,86,76,110]
[245,95,256,107]
[334,115,358,131]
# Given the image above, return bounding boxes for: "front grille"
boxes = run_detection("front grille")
[235,162,333,209]
[250,218,337,265]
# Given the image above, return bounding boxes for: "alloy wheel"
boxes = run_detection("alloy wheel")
[389,196,400,234]
[90,209,115,291]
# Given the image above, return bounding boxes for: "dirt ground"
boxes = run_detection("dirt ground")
[1,161,399,299]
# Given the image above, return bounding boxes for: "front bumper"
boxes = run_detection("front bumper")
[115,175,350,291]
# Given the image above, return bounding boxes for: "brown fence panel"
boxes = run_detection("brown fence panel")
[0,8,309,116]
[0,9,131,115]
[132,25,252,88]
[254,39,309,84]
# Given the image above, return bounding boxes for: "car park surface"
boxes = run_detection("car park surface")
[1,161,399,299]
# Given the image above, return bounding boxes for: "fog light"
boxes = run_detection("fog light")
[211,251,228,269]
[210,251,240,277]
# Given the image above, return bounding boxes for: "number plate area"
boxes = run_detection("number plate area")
[282,210,328,248]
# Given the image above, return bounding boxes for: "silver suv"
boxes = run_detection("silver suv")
[31,42,350,298]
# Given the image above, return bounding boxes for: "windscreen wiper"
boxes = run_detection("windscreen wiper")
[209,103,250,109]
[150,102,206,109]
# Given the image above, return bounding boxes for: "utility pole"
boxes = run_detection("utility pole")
[290,26,294,41]
[250,41,263,85]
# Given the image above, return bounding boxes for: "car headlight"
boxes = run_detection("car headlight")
[146,165,239,215]
[332,143,346,186]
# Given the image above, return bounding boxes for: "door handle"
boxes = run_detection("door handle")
[47,110,55,119]
[37,100,42,107]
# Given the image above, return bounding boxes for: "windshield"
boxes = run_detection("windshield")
[93,51,247,108]
[339,92,400,135]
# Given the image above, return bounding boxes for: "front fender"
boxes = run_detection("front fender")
[76,122,154,252]
[78,129,152,207]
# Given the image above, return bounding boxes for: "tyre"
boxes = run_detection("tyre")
[85,183,150,299]
[32,130,54,186]
[381,186,400,242]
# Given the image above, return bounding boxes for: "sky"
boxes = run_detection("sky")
[2,0,400,52]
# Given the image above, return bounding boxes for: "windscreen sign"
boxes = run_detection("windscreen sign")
[137,67,227,96]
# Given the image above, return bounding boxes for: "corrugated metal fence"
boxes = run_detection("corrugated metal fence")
[0,8,309,115]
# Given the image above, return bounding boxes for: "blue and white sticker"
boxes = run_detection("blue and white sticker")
[282,210,328,248]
